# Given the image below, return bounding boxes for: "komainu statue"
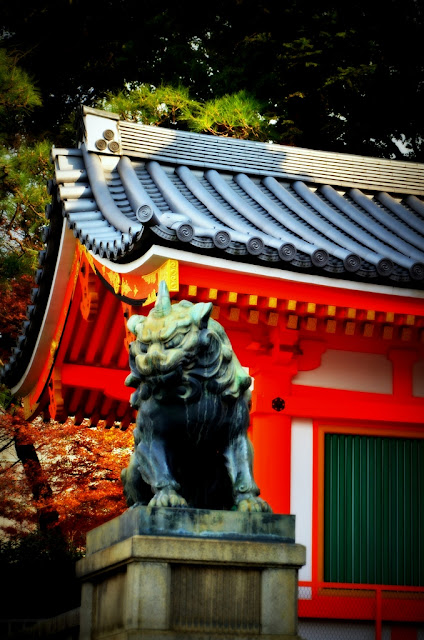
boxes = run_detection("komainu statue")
[121,281,271,512]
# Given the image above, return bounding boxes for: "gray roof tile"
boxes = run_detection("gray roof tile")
[45,108,424,285]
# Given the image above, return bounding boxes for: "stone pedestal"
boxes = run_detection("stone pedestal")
[77,507,305,640]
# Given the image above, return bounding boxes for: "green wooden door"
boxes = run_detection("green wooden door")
[324,433,424,585]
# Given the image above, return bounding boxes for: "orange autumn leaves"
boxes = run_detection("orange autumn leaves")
[0,408,133,546]
[0,270,133,547]
[0,274,33,366]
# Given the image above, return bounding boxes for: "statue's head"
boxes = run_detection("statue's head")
[127,281,213,376]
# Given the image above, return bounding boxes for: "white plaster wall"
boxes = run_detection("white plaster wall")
[413,359,424,397]
[291,418,313,582]
[292,349,392,394]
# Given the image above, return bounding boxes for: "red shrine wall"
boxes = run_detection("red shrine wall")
[245,331,423,626]
[18,245,424,630]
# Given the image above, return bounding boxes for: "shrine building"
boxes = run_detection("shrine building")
[2,105,424,638]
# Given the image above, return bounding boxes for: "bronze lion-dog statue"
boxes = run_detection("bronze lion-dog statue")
[121,280,271,512]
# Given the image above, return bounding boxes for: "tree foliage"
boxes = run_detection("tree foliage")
[0,275,33,366]
[0,409,132,545]
[0,48,42,146]
[101,83,197,127]
[1,0,422,159]
[0,531,82,619]
[0,140,51,256]
[181,90,281,141]
[0,49,52,373]
[0,532,81,620]
[0,49,52,287]
[100,85,280,141]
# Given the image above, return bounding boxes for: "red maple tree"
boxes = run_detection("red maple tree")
[0,269,134,547]
[0,274,33,365]
[0,408,133,547]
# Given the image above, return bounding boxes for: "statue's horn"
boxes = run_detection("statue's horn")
[154,280,172,316]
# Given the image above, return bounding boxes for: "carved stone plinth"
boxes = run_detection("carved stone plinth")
[77,507,305,640]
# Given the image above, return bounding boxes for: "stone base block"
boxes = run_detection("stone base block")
[77,507,305,640]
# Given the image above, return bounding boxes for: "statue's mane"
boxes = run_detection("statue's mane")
[184,318,251,399]
[126,284,251,402]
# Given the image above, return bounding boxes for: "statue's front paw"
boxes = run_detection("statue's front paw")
[148,488,188,508]
[236,496,272,513]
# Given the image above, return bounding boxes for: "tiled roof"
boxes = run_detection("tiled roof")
[50,106,424,284]
[2,105,424,392]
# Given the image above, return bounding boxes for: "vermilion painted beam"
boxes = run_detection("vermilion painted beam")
[179,264,424,315]
[99,313,126,367]
[61,363,130,402]
[388,348,421,399]
[85,292,119,365]
[298,593,424,621]
[285,387,424,424]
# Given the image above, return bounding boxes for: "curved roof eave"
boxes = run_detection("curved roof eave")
[50,138,424,286]
[95,242,424,303]
[11,222,77,397]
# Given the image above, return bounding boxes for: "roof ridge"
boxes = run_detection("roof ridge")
[120,119,424,170]
[80,107,424,195]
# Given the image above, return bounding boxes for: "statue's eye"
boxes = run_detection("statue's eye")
[163,334,183,349]
[137,342,148,353]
